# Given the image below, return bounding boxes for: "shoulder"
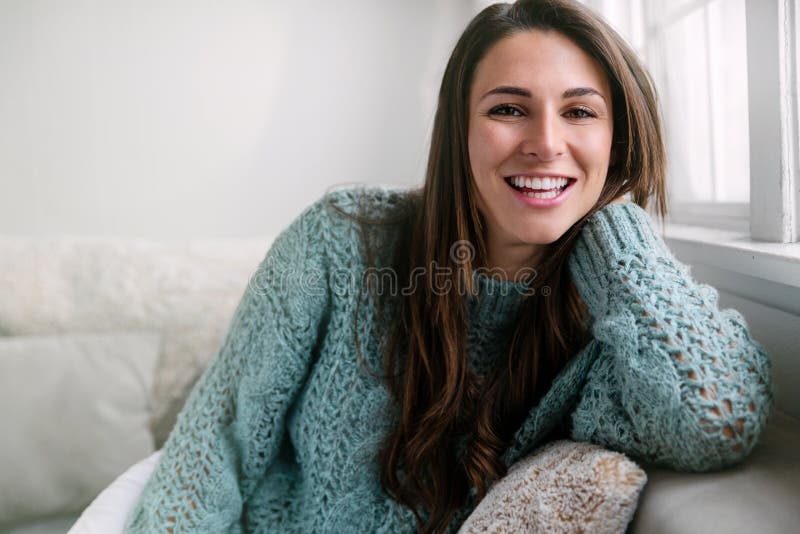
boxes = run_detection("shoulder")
[264,184,417,276]
[282,184,417,242]
[320,183,418,248]
[318,183,419,222]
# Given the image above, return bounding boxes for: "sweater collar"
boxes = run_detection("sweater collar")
[465,270,530,331]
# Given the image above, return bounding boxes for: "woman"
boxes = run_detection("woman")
[125,0,774,532]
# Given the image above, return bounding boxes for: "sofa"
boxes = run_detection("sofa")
[0,235,798,533]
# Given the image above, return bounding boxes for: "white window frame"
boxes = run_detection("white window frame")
[641,0,799,243]
[745,0,799,244]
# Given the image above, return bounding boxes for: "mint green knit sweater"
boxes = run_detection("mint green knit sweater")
[125,186,774,533]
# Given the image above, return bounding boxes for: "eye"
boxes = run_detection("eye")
[565,106,597,119]
[488,104,524,117]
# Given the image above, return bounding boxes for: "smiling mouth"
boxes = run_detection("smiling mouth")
[504,176,575,196]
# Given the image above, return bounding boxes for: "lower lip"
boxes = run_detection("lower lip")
[505,179,576,207]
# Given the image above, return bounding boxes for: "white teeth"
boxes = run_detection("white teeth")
[508,176,570,190]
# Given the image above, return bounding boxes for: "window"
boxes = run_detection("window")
[584,0,799,243]
[580,0,749,231]
[650,0,749,205]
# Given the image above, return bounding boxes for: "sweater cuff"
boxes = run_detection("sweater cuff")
[568,202,674,314]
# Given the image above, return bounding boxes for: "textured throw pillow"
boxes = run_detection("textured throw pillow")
[0,332,160,528]
[458,439,648,534]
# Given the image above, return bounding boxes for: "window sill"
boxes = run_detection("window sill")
[655,223,800,315]
[658,222,800,288]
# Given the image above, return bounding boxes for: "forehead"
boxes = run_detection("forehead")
[471,29,611,101]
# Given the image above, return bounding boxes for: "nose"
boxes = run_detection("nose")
[518,109,566,161]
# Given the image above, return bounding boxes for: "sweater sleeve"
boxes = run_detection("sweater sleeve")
[124,200,331,533]
[566,202,774,472]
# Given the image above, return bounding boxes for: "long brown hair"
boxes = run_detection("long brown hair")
[327,0,668,531]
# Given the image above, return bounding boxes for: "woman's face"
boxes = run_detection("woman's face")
[467,29,614,273]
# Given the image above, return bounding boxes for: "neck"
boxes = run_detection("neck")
[484,233,544,282]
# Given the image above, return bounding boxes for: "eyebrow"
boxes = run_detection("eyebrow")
[480,85,606,102]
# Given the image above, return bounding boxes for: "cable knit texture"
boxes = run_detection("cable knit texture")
[124,186,774,533]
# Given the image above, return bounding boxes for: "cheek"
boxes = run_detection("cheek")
[572,130,613,188]
[469,123,518,172]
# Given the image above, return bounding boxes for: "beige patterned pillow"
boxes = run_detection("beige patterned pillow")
[458,440,647,534]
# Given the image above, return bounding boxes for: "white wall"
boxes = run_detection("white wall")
[0,0,477,239]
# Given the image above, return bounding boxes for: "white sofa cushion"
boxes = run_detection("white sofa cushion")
[68,451,163,534]
[0,331,160,528]
[0,236,271,447]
